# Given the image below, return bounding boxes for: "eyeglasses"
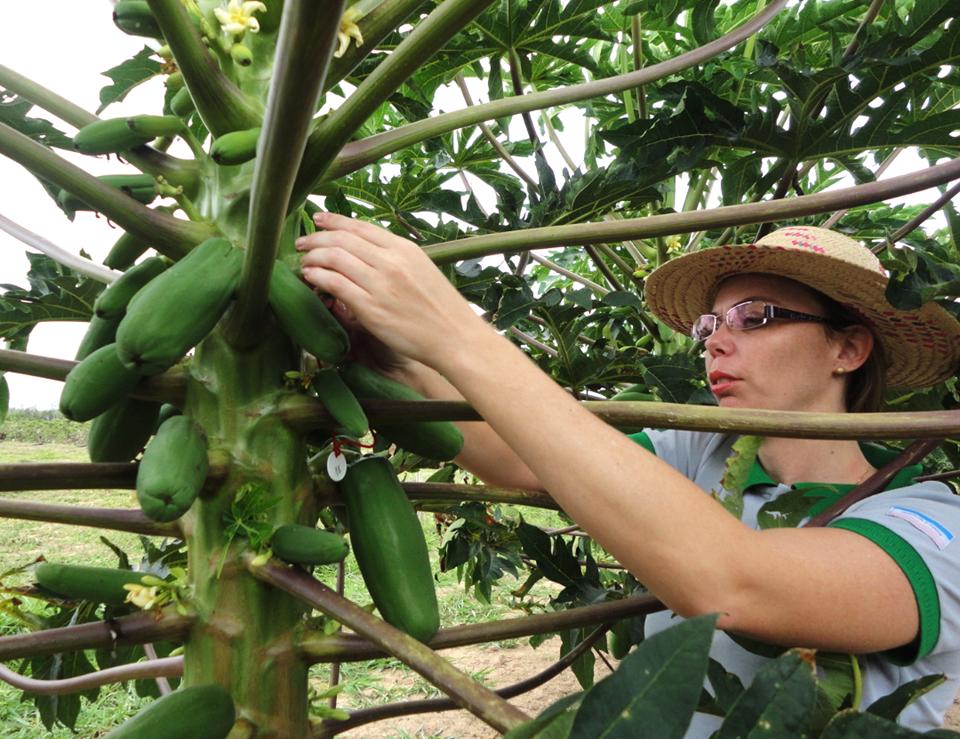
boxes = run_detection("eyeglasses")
[692,300,832,342]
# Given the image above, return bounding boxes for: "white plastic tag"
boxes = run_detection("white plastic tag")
[327,451,347,481]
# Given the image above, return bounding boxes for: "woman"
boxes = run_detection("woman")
[298,219,960,732]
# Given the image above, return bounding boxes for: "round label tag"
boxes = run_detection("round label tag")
[327,451,347,482]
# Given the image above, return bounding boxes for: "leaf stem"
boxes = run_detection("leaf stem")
[0,122,214,258]
[223,0,345,349]
[292,0,497,204]
[146,0,261,136]
[300,594,662,663]
[322,0,789,181]
[0,499,178,537]
[0,656,183,696]
[423,156,960,263]
[0,213,117,283]
[248,556,531,733]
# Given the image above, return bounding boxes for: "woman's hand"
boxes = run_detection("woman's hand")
[296,212,486,371]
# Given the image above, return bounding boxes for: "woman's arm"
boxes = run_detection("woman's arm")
[297,213,919,654]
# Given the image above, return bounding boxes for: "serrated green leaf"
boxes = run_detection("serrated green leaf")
[865,674,947,721]
[0,91,73,149]
[712,435,762,520]
[819,709,932,738]
[97,47,162,114]
[568,613,717,739]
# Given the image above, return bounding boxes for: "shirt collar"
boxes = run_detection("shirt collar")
[743,442,923,493]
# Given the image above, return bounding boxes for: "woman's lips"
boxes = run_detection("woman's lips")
[708,371,739,395]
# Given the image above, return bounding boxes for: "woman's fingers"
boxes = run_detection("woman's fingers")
[311,211,413,250]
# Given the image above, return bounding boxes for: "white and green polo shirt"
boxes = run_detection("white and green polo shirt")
[630,428,960,733]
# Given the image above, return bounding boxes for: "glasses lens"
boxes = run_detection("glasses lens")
[691,314,717,341]
[728,301,768,331]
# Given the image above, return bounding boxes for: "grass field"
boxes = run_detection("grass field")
[0,425,566,737]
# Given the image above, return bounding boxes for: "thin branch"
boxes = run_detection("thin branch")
[453,73,538,190]
[0,656,182,696]
[323,0,789,181]
[314,625,608,736]
[528,252,608,294]
[527,314,595,346]
[509,327,558,357]
[281,394,960,441]
[0,609,193,661]
[584,245,624,292]
[0,499,179,537]
[300,594,663,664]
[914,469,960,483]
[540,109,577,173]
[329,560,347,711]
[292,0,497,206]
[821,149,902,229]
[0,457,229,493]
[248,556,531,733]
[0,348,188,405]
[0,122,214,259]
[224,0,345,349]
[423,156,960,263]
[887,179,960,244]
[142,642,173,696]
[0,213,117,283]
[146,0,261,137]
[631,13,647,118]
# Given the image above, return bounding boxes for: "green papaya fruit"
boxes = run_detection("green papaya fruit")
[73,118,156,154]
[116,237,243,374]
[113,1,163,39]
[313,368,368,438]
[136,416,208,522]
[125,115,183,139]
[210,127,261,166]
[88,399,161,463]
[60,343,144,422]
[104,231,149,271]
[75,314,122,361]
[341,456,439,642]
[104,684,235,739]
[339,363,463,460]
[34,563,146,606]
[170,87,195,118]
[271,524,350,566]
[94,256,168,321]
[267,262,349,364]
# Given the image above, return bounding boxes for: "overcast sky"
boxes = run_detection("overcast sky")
[1,3,947,410]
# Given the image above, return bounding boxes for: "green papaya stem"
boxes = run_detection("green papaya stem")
[0,499,179,537]
[0,349,188,404]
[319,0,788,182]
[324,0,432,92]
[584,244,624,291]
[0,123,213,258]
[631,13,646,118]
[300,594,663,663]
[291,0,497,206]
[146,0,262,137]
[0,64,200,191]
[248,556,531,732]
[223,0,346,350]
[422,155,960,263]
[0,213,116,283]
[315,625,608,736]
[282,394,960,440]
[0,608,193,661]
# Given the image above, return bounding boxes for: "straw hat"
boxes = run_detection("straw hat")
[644,225,960,388]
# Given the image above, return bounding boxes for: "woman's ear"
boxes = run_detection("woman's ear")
[833,325,875,373]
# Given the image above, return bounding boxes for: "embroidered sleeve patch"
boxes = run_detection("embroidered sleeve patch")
[887,506,955,551]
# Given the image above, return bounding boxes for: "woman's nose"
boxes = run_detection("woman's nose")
[703,321,733,356]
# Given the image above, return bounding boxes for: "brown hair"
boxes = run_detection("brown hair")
[818,296,887,413]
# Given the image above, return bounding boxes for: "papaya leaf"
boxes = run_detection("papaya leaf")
[561,627,596,690]
[0,91,73,149]
[504,693,582,739]
[716,649,817,739]
[819,709,933,738]
[711,435,763,520]
[865,674,947,721]
[706,657,745,714]
[97,47,163,114]
[811,653,859,734]
[0,252,104,345]
[567,613,718,739]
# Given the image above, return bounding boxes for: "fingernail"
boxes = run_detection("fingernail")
[294,237,306,249]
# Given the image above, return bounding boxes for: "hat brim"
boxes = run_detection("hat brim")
[644,244,960,388]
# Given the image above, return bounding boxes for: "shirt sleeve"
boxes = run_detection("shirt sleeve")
[626,428,730,482]
[828,481,960,664]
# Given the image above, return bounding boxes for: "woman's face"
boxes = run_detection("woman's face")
[702,274,850,412]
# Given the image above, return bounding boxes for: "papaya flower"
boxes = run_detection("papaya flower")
[335,6,364,58]
[214,0,267,36]
[123,582,161,610]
